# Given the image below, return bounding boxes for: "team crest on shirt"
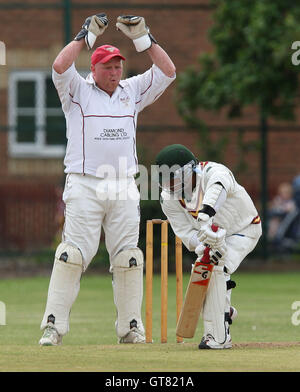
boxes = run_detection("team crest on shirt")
[120,92,130,106]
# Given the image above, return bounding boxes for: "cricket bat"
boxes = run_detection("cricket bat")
[176,224,218,339]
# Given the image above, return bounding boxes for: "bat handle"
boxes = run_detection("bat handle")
[200,224,219,264]
[211,224,218,232]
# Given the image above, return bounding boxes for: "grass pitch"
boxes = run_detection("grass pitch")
[0,271,300,372]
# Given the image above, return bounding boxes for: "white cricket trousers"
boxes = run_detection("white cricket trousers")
[62,173,140,270]
[40,174,142,336]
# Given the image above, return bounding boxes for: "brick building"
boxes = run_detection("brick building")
[0,0,300,250]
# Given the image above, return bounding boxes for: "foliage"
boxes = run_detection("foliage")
[176,0,300,163]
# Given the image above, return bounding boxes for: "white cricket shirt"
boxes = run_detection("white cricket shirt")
[160,162,261,251]
[52,63,175,178]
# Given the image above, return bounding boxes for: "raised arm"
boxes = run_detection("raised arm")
[53,40,85,74]
[146,43,176,78]
[53,13,108,74]
[116,15,176,77]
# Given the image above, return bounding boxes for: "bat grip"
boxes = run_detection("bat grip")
[211,224,218,232]
[201,224,219,264]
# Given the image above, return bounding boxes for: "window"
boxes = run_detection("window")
[8,71,67,157]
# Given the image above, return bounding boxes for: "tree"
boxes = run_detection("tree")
[176,0,300,259]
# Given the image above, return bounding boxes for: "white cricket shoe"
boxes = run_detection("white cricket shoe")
[119,327,146,344]
[198,307,237,349]
[39,323,62,346]
[198,333,232,350]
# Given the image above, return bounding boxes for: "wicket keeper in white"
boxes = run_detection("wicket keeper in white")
[39,13,175,346]
[155,144,262,349]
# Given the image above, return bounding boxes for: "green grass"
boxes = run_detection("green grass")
[0,271,300,372]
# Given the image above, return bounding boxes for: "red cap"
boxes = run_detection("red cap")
[91,45,126,66]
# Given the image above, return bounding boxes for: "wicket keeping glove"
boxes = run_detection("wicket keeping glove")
[74,13,108,50]
[116,15,157,52]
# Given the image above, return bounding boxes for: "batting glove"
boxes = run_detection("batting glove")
[198,226,226,248]
[209,243,227,266]
[195,243,206,259]
[74,13,108,50]
[116,15,157,52]
[196,212,212,234]
[197,212,211,224]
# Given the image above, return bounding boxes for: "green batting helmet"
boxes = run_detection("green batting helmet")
[155,144,197,168]
[155,145,198,201]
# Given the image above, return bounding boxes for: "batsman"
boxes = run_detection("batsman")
[155,144,262,349]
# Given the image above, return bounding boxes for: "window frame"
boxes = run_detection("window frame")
[8,70,66,158]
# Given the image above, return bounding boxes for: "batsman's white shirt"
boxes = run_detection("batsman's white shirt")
[161,162,262,274]
[53,63,175,177]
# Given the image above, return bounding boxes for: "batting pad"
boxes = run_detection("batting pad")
[40,242,83,336]
[202,265,228,344]
[111,248,145,338]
